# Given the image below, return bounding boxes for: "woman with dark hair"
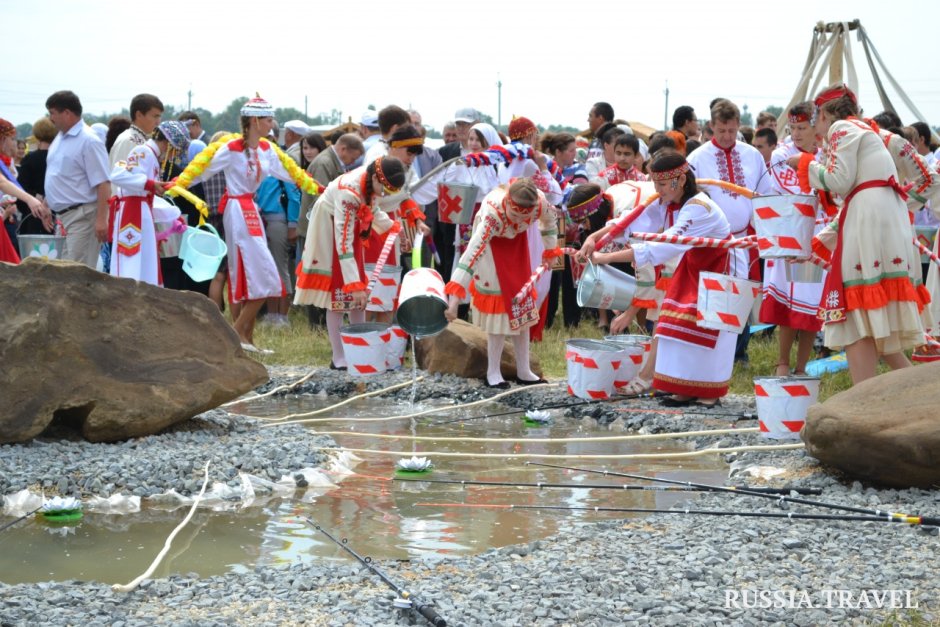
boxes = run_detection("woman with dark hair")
[300,132,327,170]
[444,178,559,388]
[295,156,406,369]
[105,116,132,154]
[788,84,927,384]
[579,151,734,406]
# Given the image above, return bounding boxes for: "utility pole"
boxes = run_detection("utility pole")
[663,81,669,130]
[497,73,502,128]
[187,85,192,111]
[305,95,308,119]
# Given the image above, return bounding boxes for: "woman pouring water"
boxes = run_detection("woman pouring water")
[443,178,559,388]
[578,151,734,407]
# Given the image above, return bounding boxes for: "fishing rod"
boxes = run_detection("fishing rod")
[0,506,44,535]
[301,518,446,627]
[395,477,822,496]
[527,462,940,526]
[415,502,933,526]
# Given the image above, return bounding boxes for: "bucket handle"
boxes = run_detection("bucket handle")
[191,222,222,240]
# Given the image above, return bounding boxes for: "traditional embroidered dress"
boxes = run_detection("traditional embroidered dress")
[294,166,395,310]
[593,164,648,190]
[0,158,22,264]
[687,139,775,280]
[109,140,162,285]
[189,138,294,302]
[444,187,558,335]
[801,118,927,353]
[758,142,827,331]
[630,193,734,398]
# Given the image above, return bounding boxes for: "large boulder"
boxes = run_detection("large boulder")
[0,259,268,443]
[414,319,541,380]
[802,362,940,488]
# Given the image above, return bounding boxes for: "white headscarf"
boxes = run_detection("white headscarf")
[469,122,502,149]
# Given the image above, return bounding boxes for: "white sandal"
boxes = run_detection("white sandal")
[619,375,652,395]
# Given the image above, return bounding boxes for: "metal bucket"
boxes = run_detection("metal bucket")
[396,267,448,337]
[915,225,938,264]
[784,260,824,283]
[576,262,637,310]
[696,271,760,333]
[17,233,65,260]
[565,339,625,400]
[179,224,227,282]
[605,334,653,369]
[365,263,402,312]
[751,194,817,259]
[754,376,821,440]
[437,182,478,224]
[340,322,391,377]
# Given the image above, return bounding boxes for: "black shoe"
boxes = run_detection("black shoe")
[484,380,511,389]
[515,377,548,386]
[660,395,693,407]
[329,362,347,371]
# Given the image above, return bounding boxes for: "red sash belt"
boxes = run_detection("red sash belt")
[818,176,908,324]
[221,192,263,237]
[115,194,153,258]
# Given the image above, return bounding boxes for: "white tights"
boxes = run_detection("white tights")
[326,309,365,367]
[486,329,538,385]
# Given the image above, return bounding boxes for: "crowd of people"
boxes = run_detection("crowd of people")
[2,87,939,403]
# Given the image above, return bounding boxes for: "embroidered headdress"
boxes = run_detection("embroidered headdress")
[157,121,191,152]
[508,115,537,141]
[0,118,15,140]
[649,162,690,181]
[240,93,275,117]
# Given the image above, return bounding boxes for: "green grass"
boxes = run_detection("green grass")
[247,309,862,401]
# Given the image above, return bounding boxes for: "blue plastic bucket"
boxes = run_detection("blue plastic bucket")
[179,224,227,282]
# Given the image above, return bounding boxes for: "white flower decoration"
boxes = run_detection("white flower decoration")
[42,496,83,512]
[525,410,551,424]
[396,456,433,471]
[31,242,60,259]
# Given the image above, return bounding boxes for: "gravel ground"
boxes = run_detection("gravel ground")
[2,366,938,626]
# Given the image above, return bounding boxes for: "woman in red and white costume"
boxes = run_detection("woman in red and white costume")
[581,151,734,406]
[109,120,190,285]
[790,84,928,384]
[294,157,408,369]
[761,101,827,376]
[185,96,305,352]
[444,178,559,388]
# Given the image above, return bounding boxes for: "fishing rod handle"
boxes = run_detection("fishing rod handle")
[918,515,940,527]
[737,486,823,496]
[415,602,447,627]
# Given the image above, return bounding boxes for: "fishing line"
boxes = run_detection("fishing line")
[527,462,940,526]
[262,382,559,426]
[395,477,821,496]
[415,502,934,526]
[311,427,760,444]
[301,517,446,627]
[309,443,803,461]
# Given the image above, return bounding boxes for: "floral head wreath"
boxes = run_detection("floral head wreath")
[649,162,690,181]
[374,157,401,194]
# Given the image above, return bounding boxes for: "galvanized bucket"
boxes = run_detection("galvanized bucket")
[437,182,478,224]
[576,262,637,310]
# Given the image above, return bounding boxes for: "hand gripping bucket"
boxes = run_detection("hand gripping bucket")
[784,259,824,283]
[565,339,625,400]
[365,263,402,312]
[754,376,821,439]
[576,262,637,310]
[915,225,938,264]
[341,323,391,377]
[602,336,647,388]
[386,324,409,371]
[152,197,185,258]
[696,271,760,333]
[178,223,227,282]
[751,194,817,259]
[396,267,448,337]
[437,182,478,225]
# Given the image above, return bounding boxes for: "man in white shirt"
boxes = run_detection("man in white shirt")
[43,90,111,269]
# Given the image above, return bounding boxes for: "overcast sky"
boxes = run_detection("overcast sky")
[4,0,939,132]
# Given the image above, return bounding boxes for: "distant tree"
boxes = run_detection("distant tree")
[740,104,753,127]
[545,124,580,134]
[765,105,784,118]
[15,122,32,138]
